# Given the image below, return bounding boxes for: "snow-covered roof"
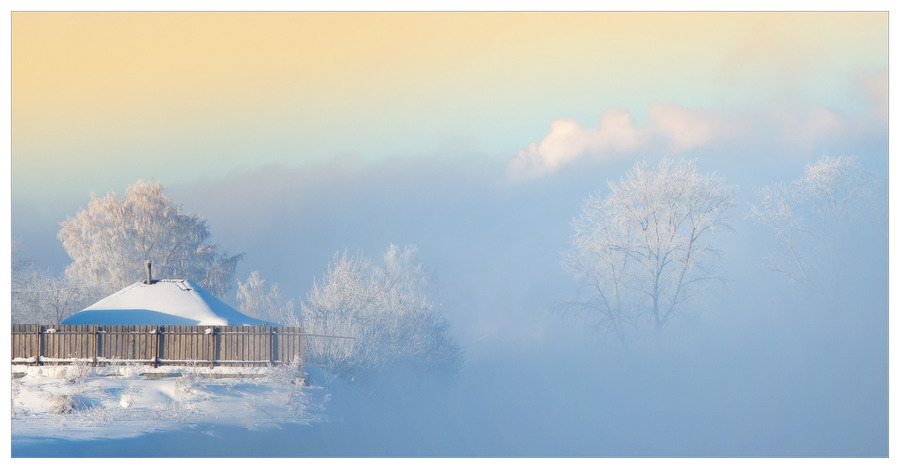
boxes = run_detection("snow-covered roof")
[62,279,269,326]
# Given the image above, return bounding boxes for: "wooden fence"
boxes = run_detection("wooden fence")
[10,325,305,368]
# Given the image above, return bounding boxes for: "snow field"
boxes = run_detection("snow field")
[11,363,328,441]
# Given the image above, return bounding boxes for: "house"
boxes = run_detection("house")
[62,263,268,326]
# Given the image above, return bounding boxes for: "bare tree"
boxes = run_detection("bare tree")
[749,155,884,303]
[57,180,242,298]
[22,274,96,324]
[564,158,737,344]
[11,241,33,321]
[12,242,97,324]
[295,245,461,374]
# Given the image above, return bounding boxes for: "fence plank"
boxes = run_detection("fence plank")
[12,325,308,369]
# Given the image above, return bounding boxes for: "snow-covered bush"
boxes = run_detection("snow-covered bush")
[73,400,127,426]
[264,355,307,386]
[118,384,144,409]
[174,369,207,398]
[61,360,94,385]
[48,394,79,415]
[284,387,308,417]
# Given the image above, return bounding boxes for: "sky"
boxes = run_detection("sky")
[11,11,887,226]
[9,9,889,288]
[5,9,893,457]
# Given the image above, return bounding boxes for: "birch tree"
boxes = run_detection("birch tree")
[564,158,736,344]
[57,180,242,298]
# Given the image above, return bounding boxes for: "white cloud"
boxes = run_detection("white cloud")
[507,68,887,181]
[507,109,645,180]
[508,105,722,180]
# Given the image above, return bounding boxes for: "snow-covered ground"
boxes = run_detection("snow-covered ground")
[9,361,477,458]
[9,308,889,458]
[10,362,331,457]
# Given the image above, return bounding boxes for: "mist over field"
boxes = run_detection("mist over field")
[15,148,887,457]
[166,153,886,457]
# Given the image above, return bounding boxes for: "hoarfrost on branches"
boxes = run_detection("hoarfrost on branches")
[12,241,96,324]
[749,155,885,304]
[57,180,242,299]
[563,158,737,345]
[236,271,295,324]
[293,245,462,377]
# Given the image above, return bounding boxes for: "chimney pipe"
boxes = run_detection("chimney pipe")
[146,261,152,285]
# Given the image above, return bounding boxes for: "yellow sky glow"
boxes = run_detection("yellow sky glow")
[11,11,887,193]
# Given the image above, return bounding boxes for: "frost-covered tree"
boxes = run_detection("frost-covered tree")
[749,155,885,303]
[18,273,97,324]
[12,242,39,323]
[295,250,372,368]
[294,245,461,375]
[57,180,242,298]
[236,271,295,324]
[12,241,97,324]
[564,158,737,344]
[366,244,461,371]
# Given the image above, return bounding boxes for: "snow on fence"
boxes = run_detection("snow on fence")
[10,325,305,368]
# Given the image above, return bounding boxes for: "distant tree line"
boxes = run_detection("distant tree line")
[12,155,885,357]
[562,155,884,346]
